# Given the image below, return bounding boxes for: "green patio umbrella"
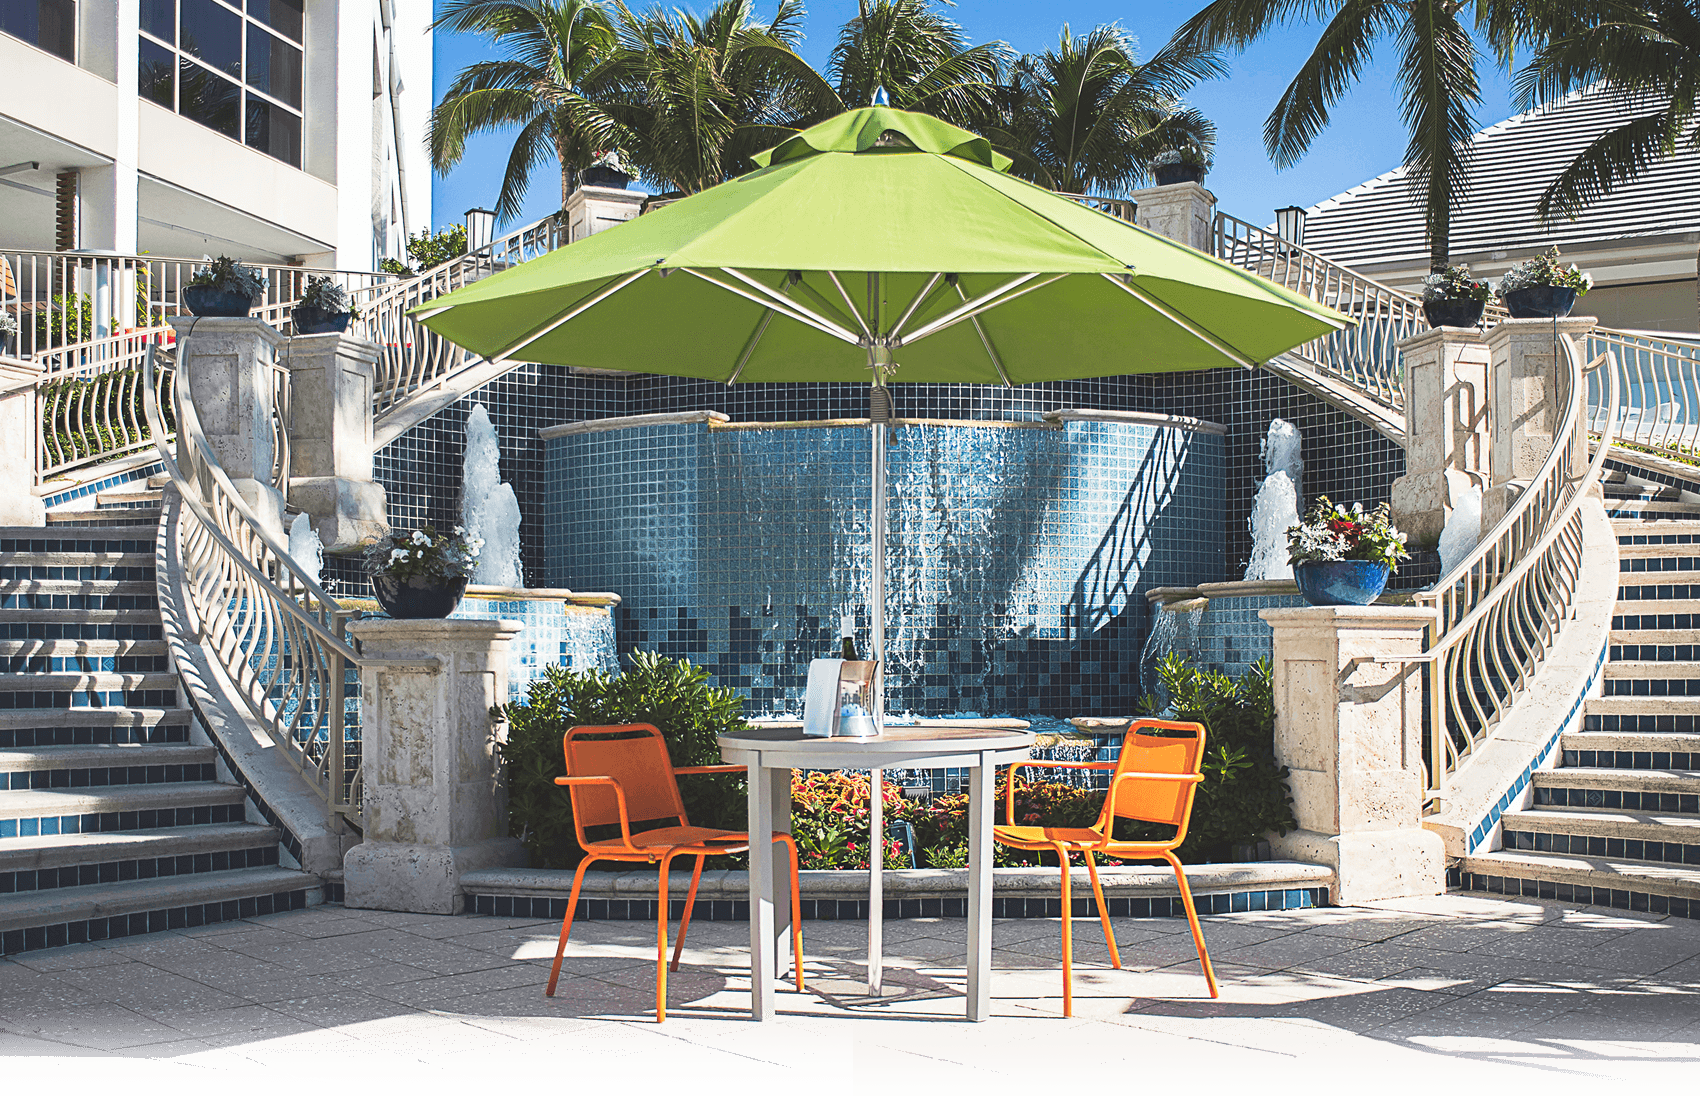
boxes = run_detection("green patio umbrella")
[415,105,1348,997]
[416,104,1347,722]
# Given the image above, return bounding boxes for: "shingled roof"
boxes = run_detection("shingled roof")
[1299,86,1700,274]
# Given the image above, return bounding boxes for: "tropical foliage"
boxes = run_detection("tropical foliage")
[1496,246,1593,296]
[1286,497,1410,570]
[1421,264,1491,303]
[364,525,484,581]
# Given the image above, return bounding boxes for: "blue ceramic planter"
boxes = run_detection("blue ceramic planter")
[372,573,468,619]
[1294,560,1390,606]
[182,285,255,317]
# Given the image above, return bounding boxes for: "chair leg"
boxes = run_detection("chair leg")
[1085,851,1120,970]
[776,833,805,992]
[671,854,705,973]
[1053,842,1073,1018]
[546,856,595,997]
[656,851,677,1022]
[1164,851,1219,999]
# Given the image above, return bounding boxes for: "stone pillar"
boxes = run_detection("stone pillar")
[283,331,389,553]
[1388,328,1491,549]
[170,316,287,543]
[565,185,643,243]
[1259,606,1446,905]
[0,358,47,526]
[1128,181,1216,252]
[1480,316,1597,530]
[343,618,527,914]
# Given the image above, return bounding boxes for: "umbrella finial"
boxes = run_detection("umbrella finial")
[873,86,890,107]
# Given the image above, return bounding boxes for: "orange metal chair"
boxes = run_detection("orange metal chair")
[992,718,1219,1016]
[544,723,804,1021]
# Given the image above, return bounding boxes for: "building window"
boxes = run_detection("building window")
[138,0,304,169]
[0,0,77,63]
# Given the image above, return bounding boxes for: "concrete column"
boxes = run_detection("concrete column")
[1480,317,1597,530]
[1259,606,1446,905]
[0,359,47,526]
[78,0,139,254]
[1388,327,1491,548]
[342,619,527,914]
[1128,181,1216,252]
[565,185,643,242]
[170,316,287,543]
[283,331,389,552]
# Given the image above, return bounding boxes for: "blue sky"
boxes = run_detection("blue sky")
[429,0,1521,233]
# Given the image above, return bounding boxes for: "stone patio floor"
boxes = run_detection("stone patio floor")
[2,893,1698,1085]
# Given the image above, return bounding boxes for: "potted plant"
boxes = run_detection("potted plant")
[364,524,483,619]
[581,152,632,191]
[0,312,16,358]
[183,256,267,318]
[1286,496,1409,606]
[1420,265,1491,328]
[1151,143,1212,187]
[1496,246,1592,319]
[292,275,358,335]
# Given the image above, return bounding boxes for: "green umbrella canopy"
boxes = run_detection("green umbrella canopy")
[414,106,1349,385]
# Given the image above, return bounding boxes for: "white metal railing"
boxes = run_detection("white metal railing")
[35,326,177,483]
[1413,330,1619,804]
[352,213,569,416]
[1059,193,1136,221]
[143,342,365,819]
[1213,211,1426,414]
[1589,329,1700,462]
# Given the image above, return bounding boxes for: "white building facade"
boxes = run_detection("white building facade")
[0,0,432,270]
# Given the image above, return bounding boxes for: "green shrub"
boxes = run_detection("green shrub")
[494,652,750,868]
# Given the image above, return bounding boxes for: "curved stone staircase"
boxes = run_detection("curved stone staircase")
[0,498,319,956]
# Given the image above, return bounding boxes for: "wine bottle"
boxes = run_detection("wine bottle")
[839,614,859,661]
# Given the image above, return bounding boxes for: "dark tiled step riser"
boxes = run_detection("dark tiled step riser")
[1614,613,1700,629]
[1621,558,1700,574]
[4,764,218,792]
[465,886,1331,923]
[1620,586,1700,601]
[0,802,245,840]
[1563,748,1697,770]
[1454,871,1698,918]
[0,538,153,554]
[0,725,189,748]
[1,844,279,895]
[0,690,177,710]
[0,889,310,957]
[1534,785,1700,815]
[2,624,163,642]
[1501,828,1700,865]
[1,594,158,612]
[0,655,171,673]
[1585,715,1700,733]
[0,566,153,582]
[1619,533,1700,547]
[1611,644,1700,662]
[1604,680,1700,697]
[1605,509,1700,521]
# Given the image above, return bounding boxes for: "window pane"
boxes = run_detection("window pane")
[179,56,239,139]
[0,0,77,62]
[179,0,239,78]
[245,95,301,168]
[140,0,174,42]
[139,36,175,108]
[246,0,301,42]
[246,23,300,108]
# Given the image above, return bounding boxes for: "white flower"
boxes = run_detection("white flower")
[469,546,480,556]
[389,548,408,562]
[413,548,424,559]
[410,530,430,545]
[453,525,465,536]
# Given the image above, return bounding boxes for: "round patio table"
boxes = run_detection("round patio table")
[718,720,1034,1021]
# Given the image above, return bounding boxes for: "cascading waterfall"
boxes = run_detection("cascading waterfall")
[1140,600,1204,706]
[461,404,523,588]
[287,512,323,585]
[1245,419,1303,580]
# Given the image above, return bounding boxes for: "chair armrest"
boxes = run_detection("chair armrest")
[1101,770,1205,844]
[673,765,746,776]
[1001,759,1116,824]
[554,775,637,851]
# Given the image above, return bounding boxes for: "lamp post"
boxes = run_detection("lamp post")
[464,207,496,254]
[1275,205,1307,254]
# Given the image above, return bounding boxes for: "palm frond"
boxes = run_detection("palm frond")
[1537,109,1686,219]
[1264,0,1401,168]
[1396,0,1482,269]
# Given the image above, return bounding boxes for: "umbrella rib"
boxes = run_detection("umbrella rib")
[889,273,944,341]
[727,309,774,385]
[1100,273,1259,370]
[827,272,874,341]
[953,282,1012,387]
[684,269,860,345]
[487,269,651,366]
[902,274,1060,345]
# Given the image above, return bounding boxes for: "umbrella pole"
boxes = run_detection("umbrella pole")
[867,377,889,996]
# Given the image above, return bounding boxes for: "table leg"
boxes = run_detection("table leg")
[966,758,994,1021]
[867,767,883,995]
[747,760,777,1020]
[768,767,794,986]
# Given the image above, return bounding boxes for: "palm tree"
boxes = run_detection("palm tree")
[992,25,1224,196]
[428,0,623,224]
[826,0,1009,125]
[1170,0,1483,271]
[1508,0,1699,222]
[597,0,825,195]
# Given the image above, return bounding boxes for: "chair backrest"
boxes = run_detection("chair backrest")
[1099,719,1207,835]
[562,724,687,843]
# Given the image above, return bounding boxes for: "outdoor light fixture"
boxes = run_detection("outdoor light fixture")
[1275,205,1307,252]
[0,161,40,177]
[465,207,496,253]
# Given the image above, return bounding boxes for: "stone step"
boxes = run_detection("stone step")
[1,579,158,598]
[0,782,246,837]
[1614,519,1700,543]
[1602,468,1629,484]
[1562,730,1700,769]
[1584,696,1700,722]
[1531,767,1700,815]
[0,561,153,582]
[1500,808,1700,864]
[1602,662,1700,698]
[1604,661,1700,679]
[0,822,279,882]
[94,490,163,508]
[1,749,216,793]
[1613,599,1700,618]
[1620,557,1700,577]
[0,609,164,628]
[1610,629,1700,648]
[0,866,317,953]
[1603,501,1700,519]
[0,670,179,693]
[0,532,156,554]
[1618,541,1700,559]
[0,707,190,731]
[43,510,161,528]
[0,742,214,773]
[1604,483,1683,501]
[0,640,171,675]
[1458,849,1700,914]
